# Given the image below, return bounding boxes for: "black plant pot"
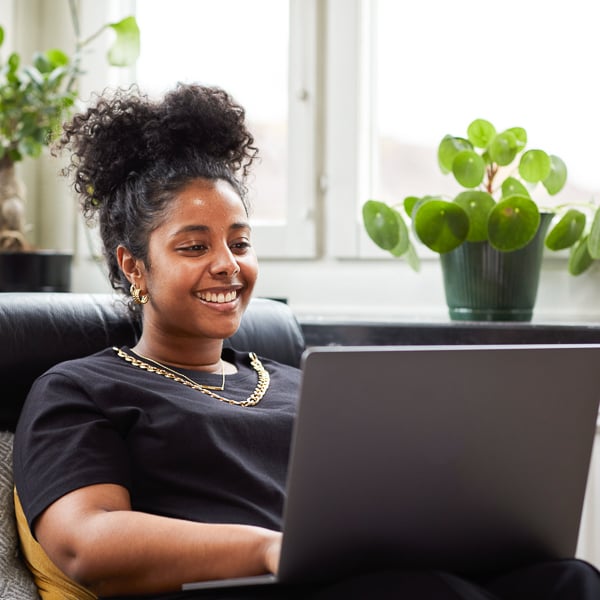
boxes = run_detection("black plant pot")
[0,251,73,292]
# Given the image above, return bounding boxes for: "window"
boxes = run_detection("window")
[373,0,600,206]
[71,0,600,269]
[134,0,319,257]
[329,0,600,259]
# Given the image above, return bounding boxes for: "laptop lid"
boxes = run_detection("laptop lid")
[184,343,600,591]
[277,344,600,583]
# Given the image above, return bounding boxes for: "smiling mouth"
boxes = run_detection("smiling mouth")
[198,290,238,304]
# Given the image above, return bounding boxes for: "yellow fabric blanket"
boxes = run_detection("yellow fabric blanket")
[14,488,96,600]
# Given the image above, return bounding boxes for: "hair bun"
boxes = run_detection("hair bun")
[159,85,252,171]
[56,83,257,215]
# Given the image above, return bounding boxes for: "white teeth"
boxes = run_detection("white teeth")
[200,290,237,303]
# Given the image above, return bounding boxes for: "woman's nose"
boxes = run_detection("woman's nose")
[210,245,240,277]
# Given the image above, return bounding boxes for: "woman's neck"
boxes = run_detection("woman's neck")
[131,335,225,373]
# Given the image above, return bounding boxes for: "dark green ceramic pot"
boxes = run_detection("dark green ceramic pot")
[440,213,553,322]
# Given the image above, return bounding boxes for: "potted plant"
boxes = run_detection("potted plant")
[0,1,139,291]
[363,118,600,321]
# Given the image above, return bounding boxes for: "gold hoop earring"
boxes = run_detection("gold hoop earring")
[130,283,149,305]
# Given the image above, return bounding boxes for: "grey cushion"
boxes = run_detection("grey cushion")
[0,430,39,599]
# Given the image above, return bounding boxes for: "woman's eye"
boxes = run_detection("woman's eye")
[178,244,207,253]
[231,241,251,253]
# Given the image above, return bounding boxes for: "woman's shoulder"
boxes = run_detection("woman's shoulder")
[32,347,151,399]
[41,346,129,378]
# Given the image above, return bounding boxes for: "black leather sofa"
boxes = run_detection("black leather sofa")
[0,292,306,598]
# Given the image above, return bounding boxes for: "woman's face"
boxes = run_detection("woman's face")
[137,178,258,342]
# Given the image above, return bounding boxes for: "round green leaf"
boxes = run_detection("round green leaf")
[389,209,410,257]
[407,195,441,219]
[488,130,519,166]
[467,119,496,148]
[405,241,421,272]
[545,209,585,251]
[413,199,469,253]
[108,16,141,66]
[362,200,400,251]
[0,26,4,48]
[453,191,495,242]
[44,49,70,68]
[437,135,472,174]
[542,155,567,195]
[7,52,19,73]
[587,208,600,259]
[487,195,541,251]
[519,149,551,183]
[501,176,530,199]
[569,236,594,275]
[452,150,485,188]
[403,196,420,217]
[506,127,527,151]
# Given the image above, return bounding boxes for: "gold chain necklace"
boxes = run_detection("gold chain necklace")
[112,347,270,407]
[134,350,226,391]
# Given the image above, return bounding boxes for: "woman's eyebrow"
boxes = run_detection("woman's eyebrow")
[231,222,252,232]
[171,222,252,236]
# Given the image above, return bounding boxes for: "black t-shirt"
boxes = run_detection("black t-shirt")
[13,347,301,534]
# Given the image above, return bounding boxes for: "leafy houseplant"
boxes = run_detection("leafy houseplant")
[363,118,600,277]
[0,1,140,254]
[363,119,600,320]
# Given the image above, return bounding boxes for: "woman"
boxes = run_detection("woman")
[13,84,600,600]
[14,85,290,599]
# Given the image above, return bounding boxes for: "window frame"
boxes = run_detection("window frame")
[252,0,320,259]
[325,0,380,260]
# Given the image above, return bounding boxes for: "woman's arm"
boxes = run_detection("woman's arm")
[34,483,281,597]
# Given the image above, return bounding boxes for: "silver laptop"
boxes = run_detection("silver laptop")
[184,344,600,591]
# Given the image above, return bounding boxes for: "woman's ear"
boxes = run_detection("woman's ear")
[117,245,145,287]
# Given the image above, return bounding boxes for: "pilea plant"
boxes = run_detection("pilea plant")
[363,118,600,275]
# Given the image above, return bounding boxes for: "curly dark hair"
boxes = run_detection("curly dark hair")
[55,83,258,298]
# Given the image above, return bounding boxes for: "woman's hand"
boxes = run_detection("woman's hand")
[262,530,282,574]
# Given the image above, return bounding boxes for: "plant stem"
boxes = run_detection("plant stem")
[68,0,80,39]
[65,0,107,93]
[485,163,498,194]
[78,25,109,50]
[66,0,82,93]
